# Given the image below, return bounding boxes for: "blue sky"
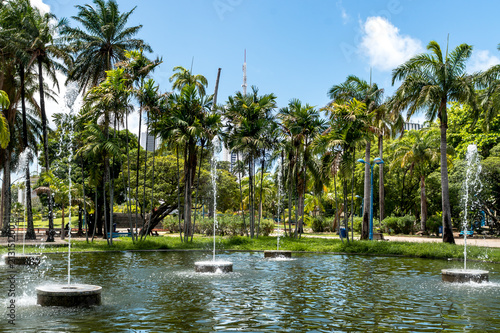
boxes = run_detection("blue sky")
[33,0,500,130]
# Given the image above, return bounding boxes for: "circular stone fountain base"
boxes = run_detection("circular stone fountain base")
[441,269,489,283]
[4,254,41,266]
[195,261,233,273]
[264,250,292,259]
[36,284,102,307]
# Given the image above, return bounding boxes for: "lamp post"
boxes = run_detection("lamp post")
[357,157,384,240]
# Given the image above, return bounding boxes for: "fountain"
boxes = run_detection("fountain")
[442,144,489,283]
[36,83,102,306]
[264,158,291,259]
[194,137,233,273]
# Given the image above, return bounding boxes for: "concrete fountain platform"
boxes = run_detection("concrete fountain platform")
[195,261,233,273]
[36,284,102,307]
[264,250,292,259]
[442,269,489,283]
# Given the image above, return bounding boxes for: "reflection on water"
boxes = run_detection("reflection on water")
[1,251,499,332]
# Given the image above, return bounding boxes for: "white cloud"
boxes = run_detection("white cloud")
[468,50,500,73]
[336,1,350,24]
[359,16,423,71]
[30,0,50,13]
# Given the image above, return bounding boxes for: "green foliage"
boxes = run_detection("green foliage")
[311,216,327,232]
[382,215,415,234]
[426,215,441,235]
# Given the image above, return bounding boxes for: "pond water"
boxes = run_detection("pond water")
[1,250,500,332]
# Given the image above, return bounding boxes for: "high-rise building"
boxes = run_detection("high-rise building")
[403,122,422,131]
[140,132,159,152]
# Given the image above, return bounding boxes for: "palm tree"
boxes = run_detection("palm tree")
[391,128,441,233]
[62,0,151,92]
[278,99,326,238]
[318,98,370,240]
[153,84,213,241]
[170,66,208,95]
[224,87,277,238]
[117,50,161,238]
[83,68,131,244]
[328,76,382,239]
[391,40,477,244]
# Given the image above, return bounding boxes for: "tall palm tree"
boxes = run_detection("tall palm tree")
[391,40,477,244]
[328,76,382,239]
[170,66,208,96]
[62,0,151,92]
[278,99,326,238]
[117,50,161,238]
[153,84,214,241]
[391,128,441,233]
[317,98,370,240]
[373,102,404,224]
[83,68,131,244]
[224,87,277,238]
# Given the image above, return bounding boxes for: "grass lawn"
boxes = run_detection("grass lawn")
[3,235,500,263]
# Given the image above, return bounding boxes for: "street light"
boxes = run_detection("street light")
[357,157,384,240]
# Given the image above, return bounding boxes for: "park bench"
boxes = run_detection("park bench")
[372,233,386,241]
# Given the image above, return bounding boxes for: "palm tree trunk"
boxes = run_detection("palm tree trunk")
[287,160,293,236]
[191,143,205,242]
[135,99,144,237]
[420,175,428,233]
[20,64,35,240]
[333,153,343,243]
[176,148,183,241]
[125,115,135,241]
[440,118,454,244]
[38,58,54,242]
[141,123,149,239]
[361,140,371,240]
[143,132,157,240]
[350,148,355,241]
[257,152,265,238]
[248,158,254,238]
[378,134,385,227]
[237,152,248,237]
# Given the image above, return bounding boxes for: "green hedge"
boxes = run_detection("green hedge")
[160,214,275,236]
[382,215,416,234]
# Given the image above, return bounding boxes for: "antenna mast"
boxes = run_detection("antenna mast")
[242,49,247,95]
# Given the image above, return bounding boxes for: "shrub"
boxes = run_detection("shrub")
[311,216,326,232]
[259,218,275,236]
[382,215,415,234]
[426,215,441,235]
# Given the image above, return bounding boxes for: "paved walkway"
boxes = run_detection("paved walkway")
[384,234,500,248]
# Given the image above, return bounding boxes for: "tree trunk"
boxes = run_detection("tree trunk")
[20,65,35,239]
[420,175,428,233]
[125,115,135,241]
[192,143,204,242]
[176,148,183,241]
[378,134,385,226]
[237,151,248,237]
[257,153,265,238]
[440,113,455,244]
[362,140,371,240]
[249,158,254,238]
[39,58,54,242]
